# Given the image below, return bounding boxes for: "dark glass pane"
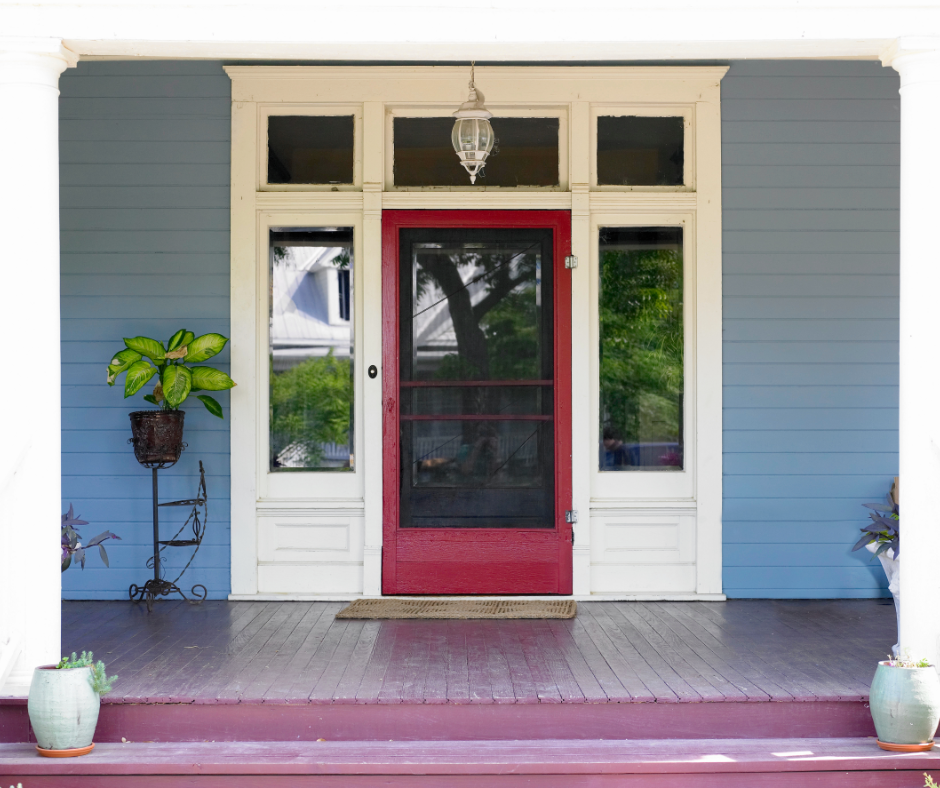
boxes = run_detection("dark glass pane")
[269,227,354,471]
[394,117,559,187]
[267,116,354,184]
[597,116,684,186]
[599,227,683,471]
[400,228,554,528]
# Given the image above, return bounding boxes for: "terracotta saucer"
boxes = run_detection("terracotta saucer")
[877,740,934,752]
[36,743,95,758]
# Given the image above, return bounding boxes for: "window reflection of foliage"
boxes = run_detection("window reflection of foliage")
[600,247,682,445]
[272,246,349,268]
[481,284,539,380]
[270,352,351,468]
[333,249,350,270]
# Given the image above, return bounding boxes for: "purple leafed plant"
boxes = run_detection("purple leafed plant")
[61,504,121,572]
[852,495,899,559]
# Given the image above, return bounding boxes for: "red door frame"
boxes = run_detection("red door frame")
[382,210,573,595]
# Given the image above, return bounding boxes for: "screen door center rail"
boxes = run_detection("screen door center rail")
[400,380,553,388]
[400,414,553,421]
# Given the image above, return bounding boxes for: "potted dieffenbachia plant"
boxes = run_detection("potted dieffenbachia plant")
[106,330,235,466]
[28,651,117,757]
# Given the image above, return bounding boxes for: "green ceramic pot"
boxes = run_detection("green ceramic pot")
[27,665,100,751]
[869,662,940,746]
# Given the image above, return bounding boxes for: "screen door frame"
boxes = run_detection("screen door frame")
[382,210,573,595]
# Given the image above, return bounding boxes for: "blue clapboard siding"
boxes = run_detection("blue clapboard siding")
[57,59,899,601]
[59,61,231,600]
[721,60,899,598]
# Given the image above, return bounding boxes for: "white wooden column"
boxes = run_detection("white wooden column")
[885,39,940,667]
[0,38,76,693]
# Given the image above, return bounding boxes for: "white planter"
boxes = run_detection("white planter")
[866,541,900,656]
[27,665,100,751]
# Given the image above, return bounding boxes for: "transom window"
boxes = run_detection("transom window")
[392,116,561,187]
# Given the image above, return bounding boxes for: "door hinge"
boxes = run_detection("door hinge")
[565,510,578,524]
[565,255,578,270]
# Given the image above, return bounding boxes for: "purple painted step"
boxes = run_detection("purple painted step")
[1,737,939,786]
[1,698,875,744]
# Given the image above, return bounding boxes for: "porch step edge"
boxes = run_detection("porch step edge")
[0,699,878,743]
[2,737,938,776]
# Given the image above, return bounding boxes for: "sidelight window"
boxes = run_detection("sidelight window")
[269,227,355,472]
[598,227,684,472]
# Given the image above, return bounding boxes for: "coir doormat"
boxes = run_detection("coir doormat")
[335,598,577,620]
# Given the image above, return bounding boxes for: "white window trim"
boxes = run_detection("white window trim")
[227,65,726,600]
[259,211,364,502]
[589,211,696,503]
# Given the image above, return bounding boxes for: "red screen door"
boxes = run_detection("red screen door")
[382,211,572,595]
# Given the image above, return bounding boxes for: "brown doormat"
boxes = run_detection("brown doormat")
[335,598,577,620]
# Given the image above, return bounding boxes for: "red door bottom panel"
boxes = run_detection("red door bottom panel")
[394,531,561,594]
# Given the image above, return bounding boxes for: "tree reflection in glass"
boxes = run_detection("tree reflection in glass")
[400,229,554,527]
[269,228,354,472]
[599,227,683,471]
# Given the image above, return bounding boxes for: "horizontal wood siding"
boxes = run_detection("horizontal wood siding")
[59,61,231,599]
[721,61,899,598]
[57,60,899,600]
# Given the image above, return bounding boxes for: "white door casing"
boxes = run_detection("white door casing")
[226,66,726,600]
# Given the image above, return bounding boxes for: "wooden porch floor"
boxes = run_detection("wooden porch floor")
[64,599,894,706]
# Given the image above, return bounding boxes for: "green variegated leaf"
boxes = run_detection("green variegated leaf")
[106,349,142,385]
[124,336,166,362]
[110,348,142,370]
[179,331,195,349]
[197,394,224,419]
[167,329,187,352]
[143,394,159,405]
[162,365,192,408]
[190,366,236,391]
[124,360,156,398]
[184,333,228,363]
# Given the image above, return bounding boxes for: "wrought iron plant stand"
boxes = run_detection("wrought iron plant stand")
[127,411,208,612]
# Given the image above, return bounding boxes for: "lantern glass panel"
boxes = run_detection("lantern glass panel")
[452,118,494,154]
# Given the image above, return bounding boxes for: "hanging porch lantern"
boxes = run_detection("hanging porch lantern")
[451,63,494,184]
